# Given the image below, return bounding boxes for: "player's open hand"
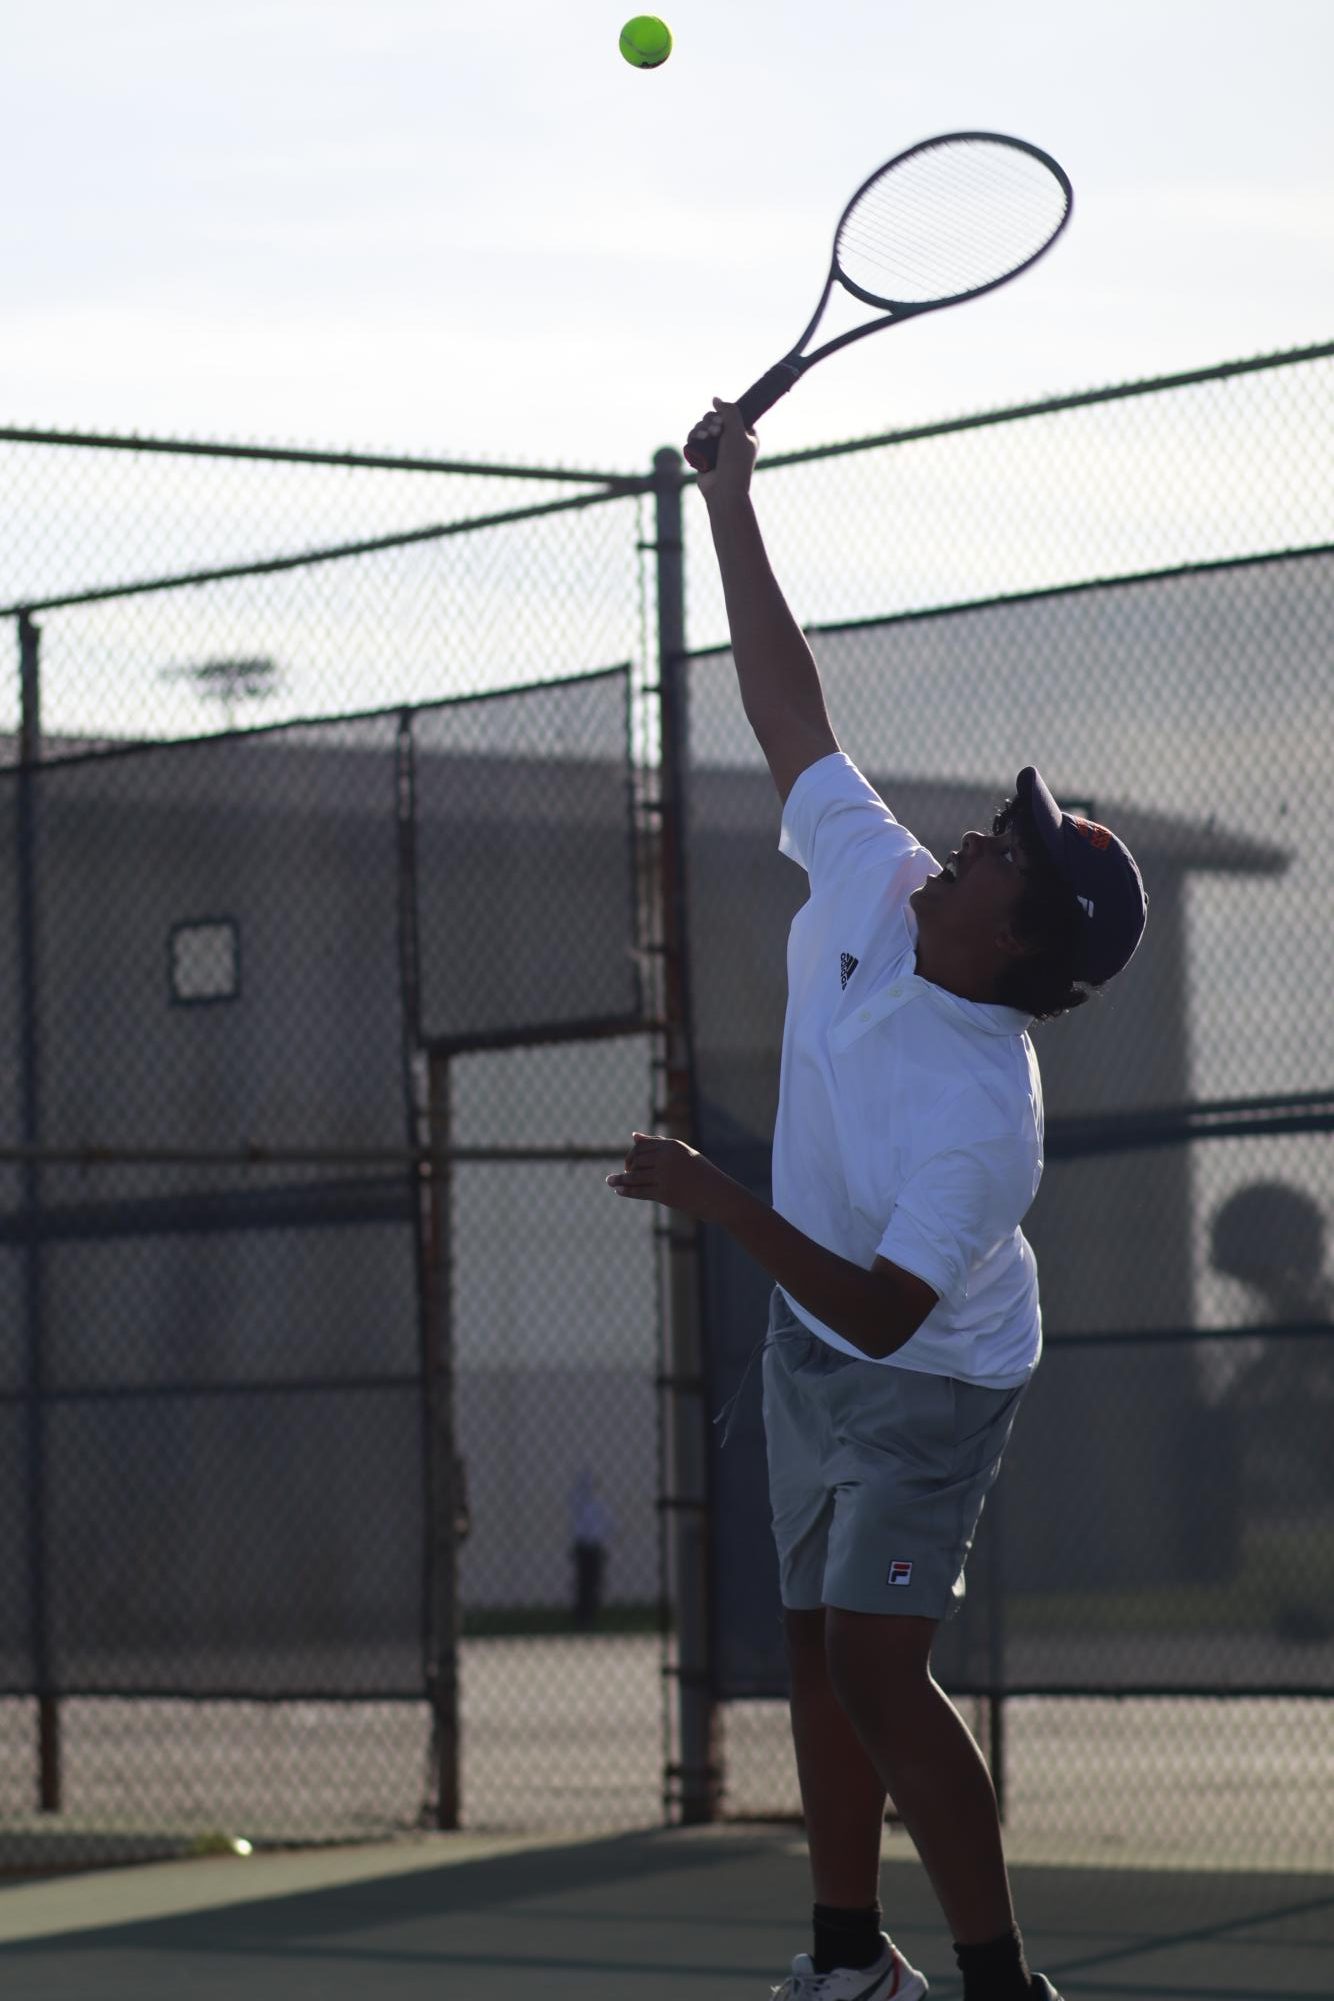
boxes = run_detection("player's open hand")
[684,399,757,502]
[606,1131,730,1219]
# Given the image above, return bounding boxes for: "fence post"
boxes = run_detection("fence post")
[394,711,462,1831]
[985,1473,1007,1823]
[652,448,721,1823]
[423,1050,461,1829]
[16,612,58,1813]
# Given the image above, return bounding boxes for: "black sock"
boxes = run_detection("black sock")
[812,1901,885,1974]
[954,1927,1032,2001]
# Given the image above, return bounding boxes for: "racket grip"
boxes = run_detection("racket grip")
[683,362,802,471]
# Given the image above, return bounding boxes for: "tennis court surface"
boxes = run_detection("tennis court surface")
[1,1826,1330,1999]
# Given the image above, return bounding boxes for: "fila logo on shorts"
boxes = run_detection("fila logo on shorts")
[887,1560,913,1587]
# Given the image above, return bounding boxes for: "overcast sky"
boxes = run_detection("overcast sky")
[2,0,1332,473]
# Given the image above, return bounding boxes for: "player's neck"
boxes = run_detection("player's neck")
[913,937,1002,1006]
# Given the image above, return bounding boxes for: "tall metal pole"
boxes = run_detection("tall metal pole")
[16,612,57,1812]
[394,713,461,1831]
[424,1050,461,1829]
[985,1473,1008,1824]
[652,448,720,1823]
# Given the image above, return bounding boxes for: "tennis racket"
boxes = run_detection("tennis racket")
[683,131,1072,471]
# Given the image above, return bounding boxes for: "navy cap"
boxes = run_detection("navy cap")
[1016,768,1148,985]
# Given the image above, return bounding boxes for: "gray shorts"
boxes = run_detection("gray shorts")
[761,1286,1026,1620]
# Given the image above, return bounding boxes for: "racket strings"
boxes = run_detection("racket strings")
[836,138,1070,306]
[844,165,1054,299]
[843,147,1060,293]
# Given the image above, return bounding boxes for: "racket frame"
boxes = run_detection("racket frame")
[695,130,1074,460]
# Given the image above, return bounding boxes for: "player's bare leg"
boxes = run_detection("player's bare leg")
[824,1606,1017,1946]
[784,1607,889,1905]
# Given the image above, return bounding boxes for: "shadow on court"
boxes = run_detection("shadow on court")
[0,1826,1330,1999]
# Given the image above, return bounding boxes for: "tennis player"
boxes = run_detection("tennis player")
[608,402,1148,2001]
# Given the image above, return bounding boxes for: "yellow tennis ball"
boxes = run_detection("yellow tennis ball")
[619,15,672,67]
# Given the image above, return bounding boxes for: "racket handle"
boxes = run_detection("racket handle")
[683,362,802,471]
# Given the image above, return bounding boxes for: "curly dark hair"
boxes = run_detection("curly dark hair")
[988,793,1100,1023]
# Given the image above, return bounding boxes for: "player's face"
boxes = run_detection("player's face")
[910,826,1031,945]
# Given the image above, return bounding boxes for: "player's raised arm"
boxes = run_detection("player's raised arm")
[687,400,840,805]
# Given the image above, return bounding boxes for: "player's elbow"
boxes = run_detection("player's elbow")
[859,1257,938,1359]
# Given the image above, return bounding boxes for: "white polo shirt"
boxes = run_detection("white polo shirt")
[772,752,1044,1389]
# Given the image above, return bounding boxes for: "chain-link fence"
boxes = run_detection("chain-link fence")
[2,340,1332,1872]
[1,427,669,1864]
[2,428,653,743]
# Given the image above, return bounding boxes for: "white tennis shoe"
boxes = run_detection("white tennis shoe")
[769,1934,928,2000]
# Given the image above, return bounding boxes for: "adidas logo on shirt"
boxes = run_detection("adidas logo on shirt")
[840,953,859,989]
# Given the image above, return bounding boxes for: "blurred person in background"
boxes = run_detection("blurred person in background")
[570,1469,615,1629]
[1210,1180,1334,1642]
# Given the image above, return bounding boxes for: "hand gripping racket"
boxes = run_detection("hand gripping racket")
[683,131,1072,471]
